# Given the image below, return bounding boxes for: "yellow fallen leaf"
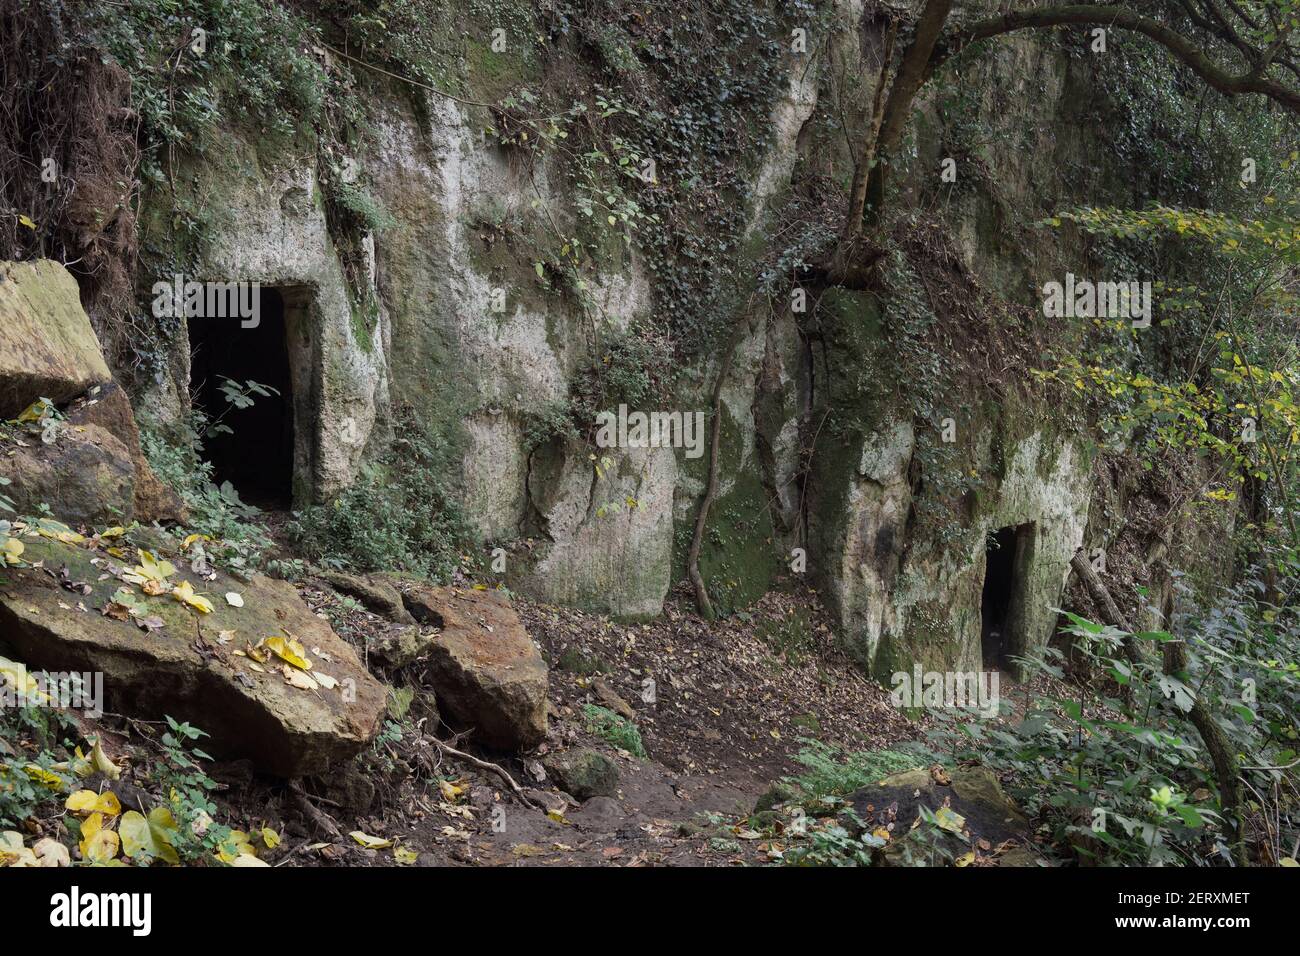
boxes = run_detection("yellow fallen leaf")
[87,737,122,780]
[955,851,976,867]
[438,779,464,802]
[933,806,966,834]
[0,831,33,867]
[119,808,179,865]
[283,665,319,690]
[350,831,393,849]
[393,845,418,865]
[80,827,120,863]
[172,579,214,614]
[230,854,270,867]
[65,789,121,817]
[2,537,23,566]
[264,635,312,670]
[32,838,70,867]
[261,827,281,849]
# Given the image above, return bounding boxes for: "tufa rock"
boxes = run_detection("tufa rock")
[0,260,112,418]
[402,585,548,751]
[845,765,1032,867]
[65,383,186,525]
[0,533,387,777]
[0,424,135,527]
[317,569,414,625]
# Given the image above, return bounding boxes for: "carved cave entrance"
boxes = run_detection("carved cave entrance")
[188,285,306,510]
[980,522,1035,672]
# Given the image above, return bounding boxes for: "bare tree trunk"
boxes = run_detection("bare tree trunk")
[858,0,955,222]
[843,19,898,240]
[1163,639,1249,867]
[687,329,742,619]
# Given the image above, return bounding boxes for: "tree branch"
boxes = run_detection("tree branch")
[932,5,1300,114]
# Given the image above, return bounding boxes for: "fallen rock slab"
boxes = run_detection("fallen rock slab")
[0,532,387,777]
[845,765,1032,866]
[0,260,112,417]
[402,585,548,751]
[317,569,413,625]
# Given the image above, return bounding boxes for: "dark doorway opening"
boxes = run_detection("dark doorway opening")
[188,286,295,509]
[981,523,1033,671]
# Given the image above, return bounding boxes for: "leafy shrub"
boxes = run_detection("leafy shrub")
[932,573,1300,866]
[289,412,471,581]
[786,739,933,802]
[0,705,76,828]
[139,412,272,576]
[583,703,646,757]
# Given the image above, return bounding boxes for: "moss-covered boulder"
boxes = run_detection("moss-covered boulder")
[0,260,112,417]
[542,748,620,800]
[0,533,387,777]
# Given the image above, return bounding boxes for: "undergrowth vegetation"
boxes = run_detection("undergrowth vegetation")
[289,410,472,581]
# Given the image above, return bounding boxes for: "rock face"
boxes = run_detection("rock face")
[0,424,135,526]
[403,585,547,751]
[542,749,620,801]
[0,260,112,418]
[65,383,185,525]
[0,534,387,777]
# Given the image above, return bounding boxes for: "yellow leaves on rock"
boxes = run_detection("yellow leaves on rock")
[264,634,312,670]
[131,549,176,583]
[171,579,214,614]
[119,808,180,865]
[283,665,319,690]
[933,806,966,834]
[2,536,23,566]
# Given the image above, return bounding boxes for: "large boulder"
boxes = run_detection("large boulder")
[403,585,548,751]
[65,383,185,525]
[0,260,111,417]
[0,424,136,526]
[0,532,387,777]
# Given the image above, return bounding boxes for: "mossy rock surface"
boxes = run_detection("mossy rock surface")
[0,260,112,417]
[0,534,387,777]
